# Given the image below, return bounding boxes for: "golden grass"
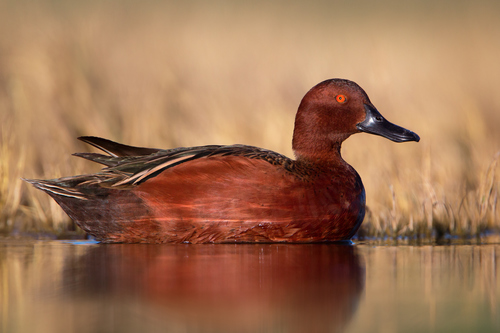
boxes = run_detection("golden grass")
[0,0,499,240]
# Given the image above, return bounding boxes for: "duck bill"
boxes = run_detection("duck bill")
[356,104,420,143]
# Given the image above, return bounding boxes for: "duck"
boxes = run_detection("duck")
[25,79,420,243]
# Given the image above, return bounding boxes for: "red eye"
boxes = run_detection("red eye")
[336,94,347,104]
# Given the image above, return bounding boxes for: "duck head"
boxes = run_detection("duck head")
[292,79,420,161]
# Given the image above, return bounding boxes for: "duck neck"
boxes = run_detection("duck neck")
[292,137,346,166]
[291,100,352,165]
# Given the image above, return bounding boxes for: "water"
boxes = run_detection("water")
[1,240,499,333]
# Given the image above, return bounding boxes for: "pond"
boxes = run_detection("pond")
[1,240,499,333]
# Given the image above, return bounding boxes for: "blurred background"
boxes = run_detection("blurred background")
[0,0,499,239]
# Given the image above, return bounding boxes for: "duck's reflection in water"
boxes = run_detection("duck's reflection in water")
[64,244,364,332]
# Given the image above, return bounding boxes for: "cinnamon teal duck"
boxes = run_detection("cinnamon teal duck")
[25,79,420,243]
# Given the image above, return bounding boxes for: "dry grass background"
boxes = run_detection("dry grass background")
[0,0,499,240]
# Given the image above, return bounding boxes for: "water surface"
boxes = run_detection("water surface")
[1,240,498,332]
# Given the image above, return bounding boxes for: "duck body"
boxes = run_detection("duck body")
[26,79,419,243]
[33,143,365,243]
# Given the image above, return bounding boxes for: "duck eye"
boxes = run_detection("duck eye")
[336,94,347,104]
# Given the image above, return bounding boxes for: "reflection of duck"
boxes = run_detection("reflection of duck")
[26,79,419,243]
[65,244,364,332]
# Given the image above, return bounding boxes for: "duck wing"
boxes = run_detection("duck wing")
[27,138,296,196]
[99,143,294,187]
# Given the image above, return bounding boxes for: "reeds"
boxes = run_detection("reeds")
[356,151,499,242]
[0,0,499,240]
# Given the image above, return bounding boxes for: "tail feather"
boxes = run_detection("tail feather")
[72,152,123,167]
[78,136,161,157]
[23,178,88,200]
[23,176,151,242]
